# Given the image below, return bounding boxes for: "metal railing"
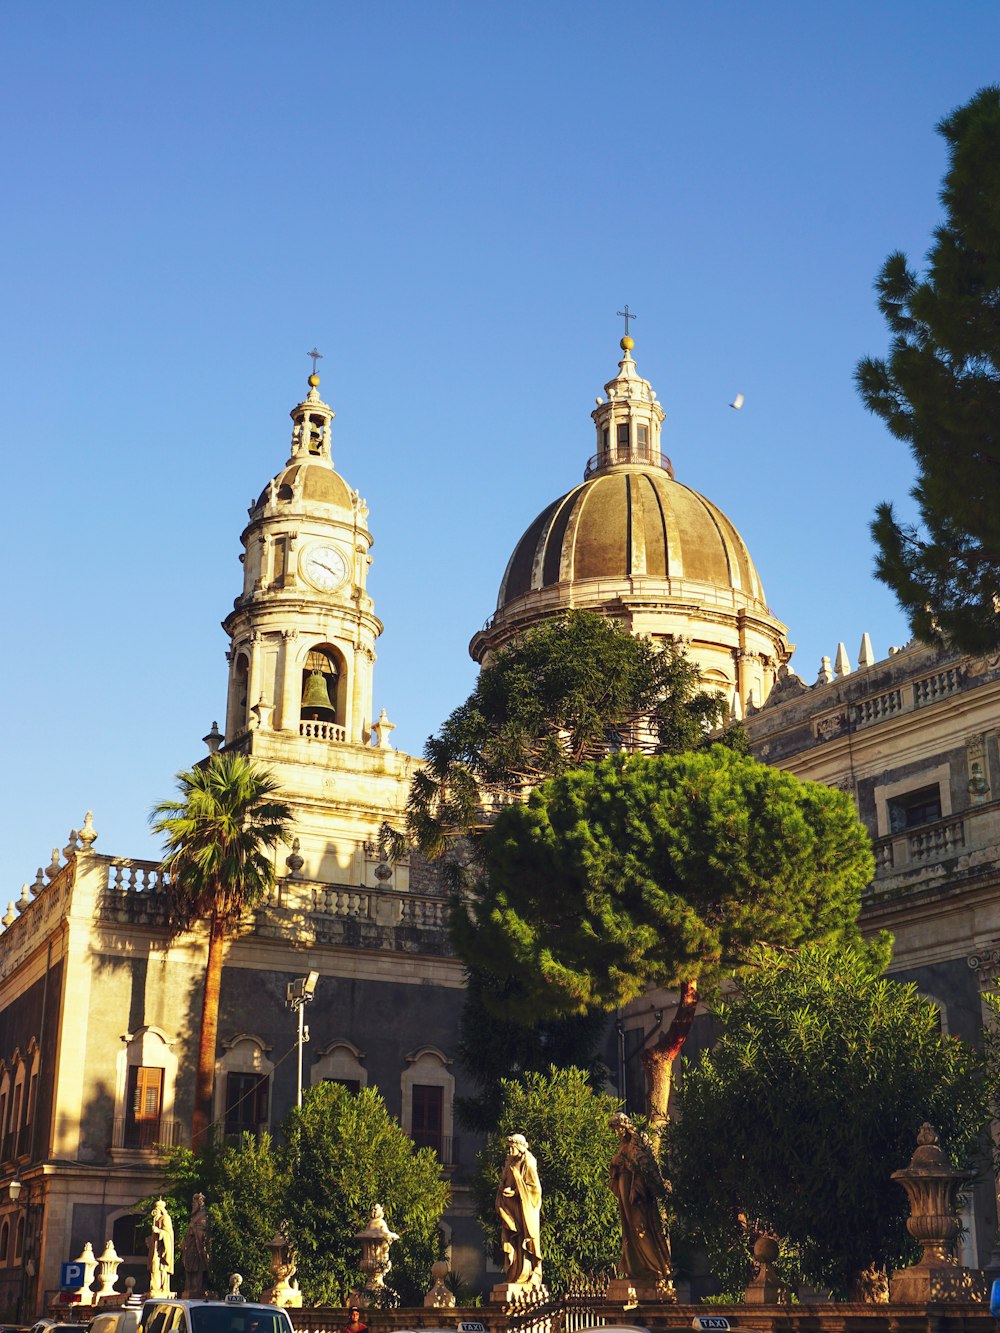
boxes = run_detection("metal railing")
[584,447,674,479]
[111,1117,183,1150]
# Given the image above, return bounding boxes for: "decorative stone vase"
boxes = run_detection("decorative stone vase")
[73,1242,98,1305]
[354,1204,399,1305]
[94,1239,123,1300]
[261,1231,302,1308]
[889,1122,984,1303]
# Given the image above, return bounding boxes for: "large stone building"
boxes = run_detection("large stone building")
[2,335,998,1315]
[0,371,480,1318]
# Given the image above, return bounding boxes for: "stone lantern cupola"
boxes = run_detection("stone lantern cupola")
[589,334,670,477]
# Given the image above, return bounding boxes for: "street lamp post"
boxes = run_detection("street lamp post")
[285,972,318,1108]
[9,1176,36,1324]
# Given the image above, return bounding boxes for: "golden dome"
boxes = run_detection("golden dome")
[497,466,766,611]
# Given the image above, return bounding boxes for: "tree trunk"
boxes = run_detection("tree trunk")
[191,913,226,1150]
[640,978,699,1149]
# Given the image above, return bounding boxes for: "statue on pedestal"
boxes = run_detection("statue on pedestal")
[149,1200,175,1297]
[181,1193,211,1298]
[607,1113,674,1302]
[495,1133,543,1288]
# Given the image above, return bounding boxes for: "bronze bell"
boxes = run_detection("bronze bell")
[301,670,335,717]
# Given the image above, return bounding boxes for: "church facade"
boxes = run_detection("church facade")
[2,336,999,1315]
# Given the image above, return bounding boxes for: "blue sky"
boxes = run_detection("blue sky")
[2,2,997,888]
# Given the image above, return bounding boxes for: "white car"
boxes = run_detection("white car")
[138,1302,294,1333]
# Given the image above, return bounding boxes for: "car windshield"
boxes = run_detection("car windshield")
[189,1312,290,1333]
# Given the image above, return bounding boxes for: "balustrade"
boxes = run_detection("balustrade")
[914,667,964,707]
[107,859,171,893]
[311,886,373,918]
[299,719,347,742]
[854,689,904,726]
[910,818,965,862]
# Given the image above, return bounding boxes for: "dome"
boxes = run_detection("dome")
[470,335,791,716]
[498,466,766,610]
[257,461,354,510]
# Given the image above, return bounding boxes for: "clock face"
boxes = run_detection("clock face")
[300,542,349,592]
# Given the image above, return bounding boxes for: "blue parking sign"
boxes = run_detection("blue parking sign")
[61,1261,84,1289]
[990,1277,1000,1317]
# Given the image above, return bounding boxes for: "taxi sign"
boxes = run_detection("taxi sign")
[459,1324,487,1332]
[692,1319,731,1331]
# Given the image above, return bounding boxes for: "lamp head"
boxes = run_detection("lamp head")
[8,1179,22,1202]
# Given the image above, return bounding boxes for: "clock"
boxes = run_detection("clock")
[299,541,349,592]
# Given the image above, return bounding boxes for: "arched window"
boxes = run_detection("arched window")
[8,1057,25,1160]
[215,1035,273,1140]
[14,1215,24,1262]
[114,1028,178,1154]
[301,645,342,724]
[401,1047,455,1165]
[0,1220,9,1266]
[311,1041,367,1093]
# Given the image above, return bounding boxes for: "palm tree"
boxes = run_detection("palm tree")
[150,752,293,1148]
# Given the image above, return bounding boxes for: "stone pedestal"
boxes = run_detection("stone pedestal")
[745,1235,786,1304]
[491,1280,548,1304]
[605,1275,676,1305]
[890,1122,985,1304]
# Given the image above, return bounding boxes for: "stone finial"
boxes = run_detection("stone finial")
[374,707,396,750]
[2,904,16,928]
[250,696,274,732]
[858,632,875,668]
[78,811,98,851]
[202,722,224,755]
[45,849,62,882]
[816,656,834,684]
[425,1258,456,1308]
[17,884,31,910]
[285,839,304,878]
[31,868,46,895]
[355,1204,400,1296]
[63,830,79,860]
[834,642,851,677]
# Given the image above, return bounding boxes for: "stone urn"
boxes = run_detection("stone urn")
[354,1204,399,1305]
[261,1231,302,1309]
[889,1122,983,1303]
[94,1239,123,1300]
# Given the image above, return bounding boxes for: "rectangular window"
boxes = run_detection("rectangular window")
[411,1083,444,1154]
[888,784,942,834]
[125,1066,163,1149]
[602,428,609,455]
[225,1073,270,1135]
[25,1072,37,1127]
[616,422,630,450]
[637,424,649,457]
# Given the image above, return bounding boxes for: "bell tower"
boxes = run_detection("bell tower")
[221,369,382,752]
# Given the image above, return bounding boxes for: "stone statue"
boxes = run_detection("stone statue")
[495,1133,542,1287]
[608,1112,672,1279]
[149,1199,175,1297]
[181,1193,211,1298]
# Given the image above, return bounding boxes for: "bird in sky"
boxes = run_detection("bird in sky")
[730,393,745,410]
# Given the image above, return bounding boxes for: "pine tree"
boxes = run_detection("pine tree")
[455,747,874,1142]
[856,86,1000,653]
